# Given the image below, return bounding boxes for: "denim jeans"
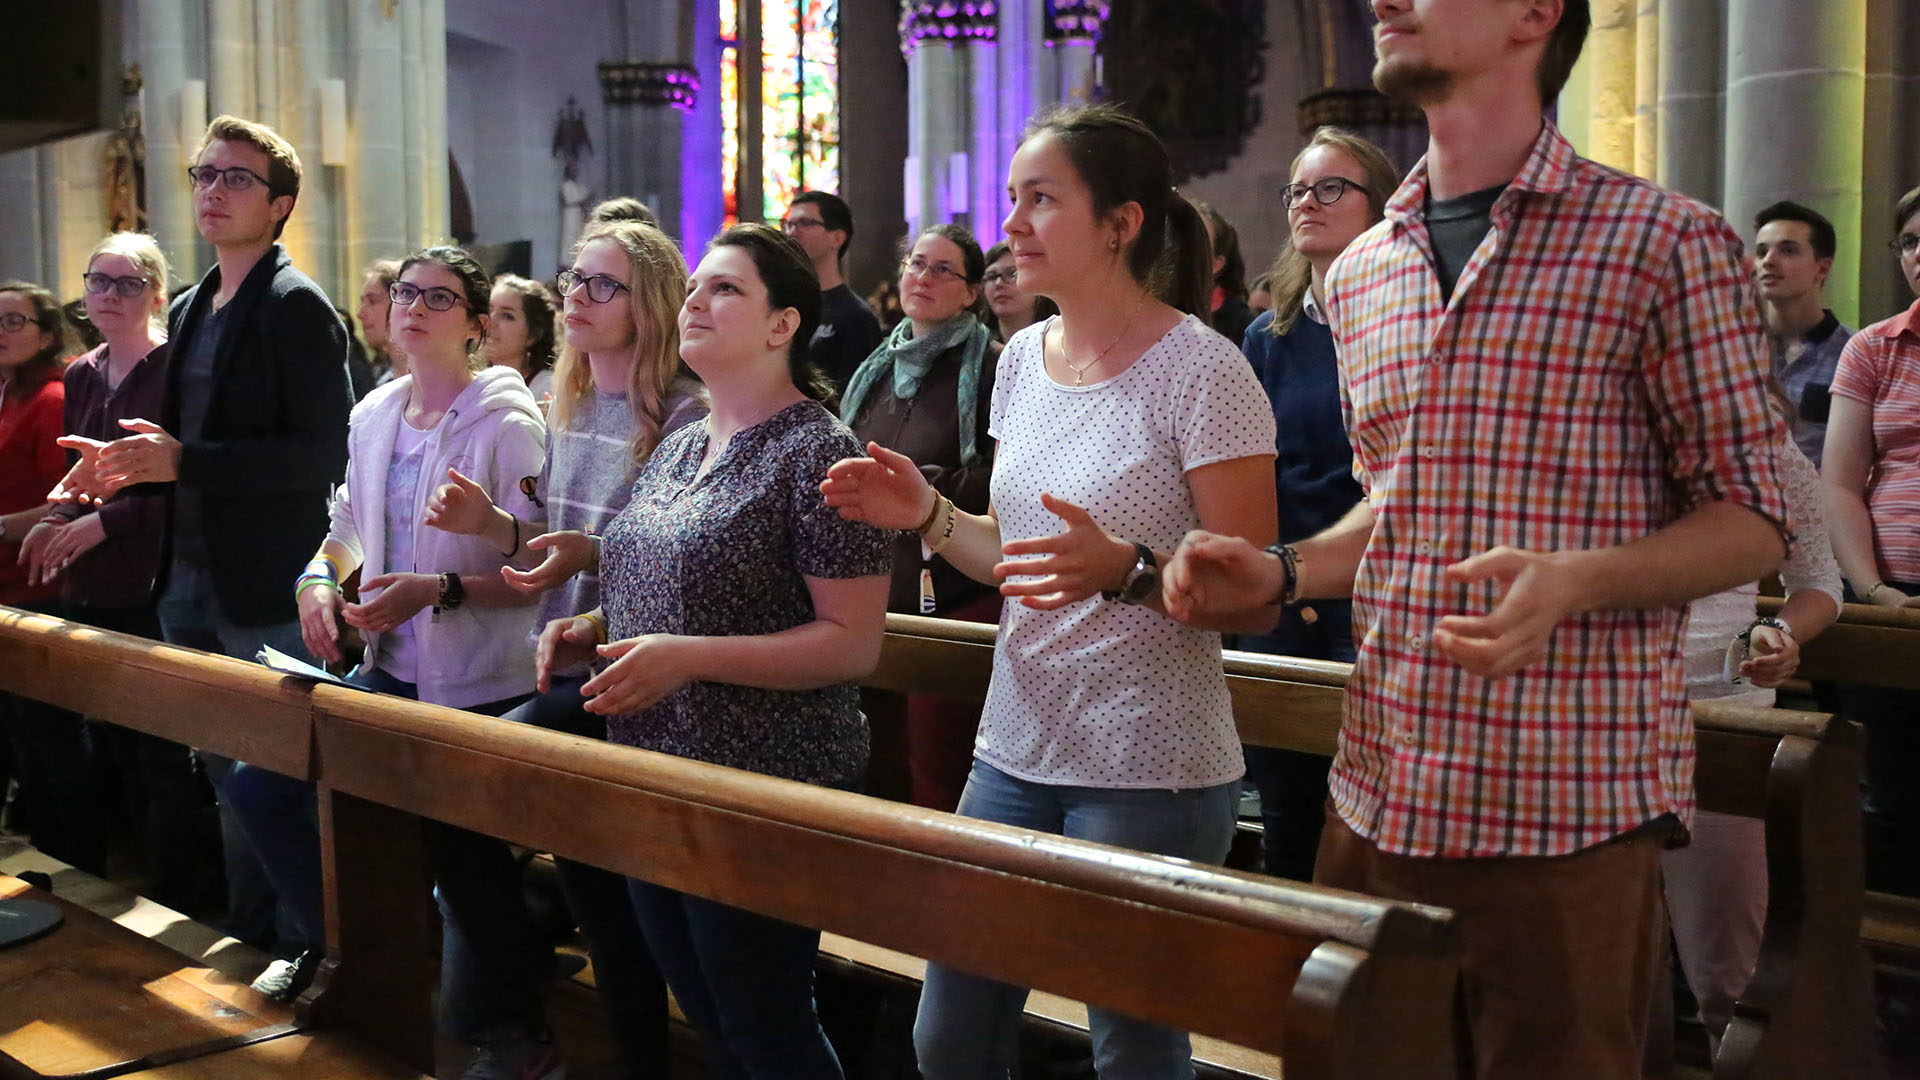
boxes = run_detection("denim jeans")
[156,560,313,951]
[345,666,543,1042]
[912,759,1238,1080]
[502,679,670,1077]
[627,878,842,1080]
[1234,602,1355,881]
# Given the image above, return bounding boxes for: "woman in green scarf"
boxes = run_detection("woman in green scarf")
[841,223,1001,812]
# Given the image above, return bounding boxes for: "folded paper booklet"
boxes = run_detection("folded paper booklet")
[257,645,371,691]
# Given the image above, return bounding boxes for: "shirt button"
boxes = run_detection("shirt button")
[1416,539,1431,555]
[1408,633,1425,650]
[1420,444,1437,459]
[1399,729,1417,747]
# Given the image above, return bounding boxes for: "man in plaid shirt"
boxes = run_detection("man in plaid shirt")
[1164,1,1791,1076]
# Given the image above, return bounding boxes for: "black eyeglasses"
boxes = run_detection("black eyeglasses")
[556,269,632,304]
[981,269,1019,287]
[781,217,825,234]
[186,165,272,192]
[389,281,468,312]
[0,312,41,333]
[82,272,153,299]
[901,257,967,284]
[1892,233,1920,257]
[1281,177,1365,209]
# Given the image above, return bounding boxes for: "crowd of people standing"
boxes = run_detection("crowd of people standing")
[2,2,1919,1079]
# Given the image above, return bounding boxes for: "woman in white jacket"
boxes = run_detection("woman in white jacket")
[272,246,556,1072]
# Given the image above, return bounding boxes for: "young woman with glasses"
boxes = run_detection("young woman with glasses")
[1231,127,1401,882]
[274,244,561,1076]
[839,223,1002,811]
[19,234,212,910]
[541,223,890,1080]
[980,241,1057,344]
[424,219,706,1080]
[823,103,1277,1080]
[0,279,83,870]
[1822,183,1920,902]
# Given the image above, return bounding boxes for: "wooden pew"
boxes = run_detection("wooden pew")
[872,614,1877,1080]
[1756,596,1920,985]
[0,607,1462,1080]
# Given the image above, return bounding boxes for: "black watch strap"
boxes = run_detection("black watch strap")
[1103,541,1158,602]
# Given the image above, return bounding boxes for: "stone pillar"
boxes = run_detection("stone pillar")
[904,42,961,235]
[682,0,725,247]
[207,0,257,118]
[138,0,197,282]
[599,0,694,236]
[1633,0,1659,179]
[1655,0,1722,205]
[1725,0,1867,323]
[346,0,408,275]
[1861,0,1920,322]
[900,0,994,235]
[283,0,343,297]
[1586,0,1637,173]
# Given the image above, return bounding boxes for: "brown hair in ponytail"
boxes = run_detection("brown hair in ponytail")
[1020,103,1212,317]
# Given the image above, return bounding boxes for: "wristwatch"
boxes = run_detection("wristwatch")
[1745,615,1792,640]
[1102,542,1159,604]
[436,571,466,612]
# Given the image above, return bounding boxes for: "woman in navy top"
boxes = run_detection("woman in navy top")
[1236,128,1402,881]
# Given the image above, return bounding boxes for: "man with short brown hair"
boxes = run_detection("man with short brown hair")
[1162,2,1789,1076]
[67,114,350,1001]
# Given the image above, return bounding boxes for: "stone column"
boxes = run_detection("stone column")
[1656,0,1722,205]
[1861,0,1920,322]
[346,0,408,276]
[599,0,693,235]
[1586,0,1637,173]
[1725,0,1867,323]
[206,0,257,118]
[1633,0,1659,179]
[137,0,197,281]
[904,42,961,235]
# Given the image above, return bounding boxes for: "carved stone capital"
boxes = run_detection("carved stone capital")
[900,0,997,56]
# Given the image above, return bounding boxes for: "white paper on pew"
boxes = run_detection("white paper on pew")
[257,645,370,691]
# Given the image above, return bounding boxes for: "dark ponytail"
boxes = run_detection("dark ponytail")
[708,223,837,407]
[1021,102,1211,317]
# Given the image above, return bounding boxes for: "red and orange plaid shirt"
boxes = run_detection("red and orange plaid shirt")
[1321,122,1791,858]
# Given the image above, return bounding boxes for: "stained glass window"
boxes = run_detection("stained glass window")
[719,0,839,225]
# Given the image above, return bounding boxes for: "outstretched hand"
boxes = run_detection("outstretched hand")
[501,531,597,595]
[1432,546,1586,678]
[993,492,1134,610]
[535,614,601,693]
[820,442,936,531]
[424,468,500,536]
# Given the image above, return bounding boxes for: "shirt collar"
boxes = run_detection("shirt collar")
[1302,288,1328,325]
[1890,299,1920,341]
[1384,119,1573,230]
[1803,310,1841,344]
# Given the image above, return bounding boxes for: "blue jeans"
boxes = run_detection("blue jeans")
[157,560,313,952]
[912,760,1238,1080]
[1234,602,1355,881]
[345,666,544,1042]
[626,878,842,1080]
[502,679,670,1077]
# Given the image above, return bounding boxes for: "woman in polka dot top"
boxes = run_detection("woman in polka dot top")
[824,103,1279,1080]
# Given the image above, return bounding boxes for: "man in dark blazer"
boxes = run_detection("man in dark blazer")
[73,115,350,1000]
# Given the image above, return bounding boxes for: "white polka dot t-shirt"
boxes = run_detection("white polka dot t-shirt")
[981,314,1277,789]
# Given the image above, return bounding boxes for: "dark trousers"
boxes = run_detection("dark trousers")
[1234,600,1355,880]
[504,678,671,1078]
[1839,578,1920,899]
[627,879,842,1080]
[0,599,108,875]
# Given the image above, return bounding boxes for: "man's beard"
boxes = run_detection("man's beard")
[1374,55,1454,105]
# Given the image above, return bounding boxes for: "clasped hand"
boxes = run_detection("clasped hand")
[1162,530,1282,624]
[52,419,180,503]
[1738,624,1799,688]
[1431,546,1585,678]
[16,515,108,587]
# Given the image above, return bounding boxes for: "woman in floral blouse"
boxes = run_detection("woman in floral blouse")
[541,223,889,1080]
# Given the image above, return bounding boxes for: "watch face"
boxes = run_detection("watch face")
[1124,564,1159,602]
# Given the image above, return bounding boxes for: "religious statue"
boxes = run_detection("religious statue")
[553,96,595,257]
[105,65,147,233]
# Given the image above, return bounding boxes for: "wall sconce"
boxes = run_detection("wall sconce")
[319,78,348,165]
[180,79,206,158]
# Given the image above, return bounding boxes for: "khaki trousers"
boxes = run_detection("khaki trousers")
[1315,813,1666,1080]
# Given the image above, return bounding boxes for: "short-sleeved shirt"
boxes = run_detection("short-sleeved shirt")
[1323,121,1790,858]
[982,314,1277,789]
[598,399,891,786]
[812,285,886,389]
[1778,311,1853,466]
[1830,300,1920,582]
